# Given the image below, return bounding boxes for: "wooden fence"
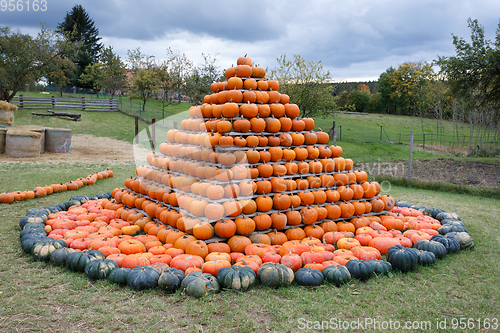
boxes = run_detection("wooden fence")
[12,95,119,112]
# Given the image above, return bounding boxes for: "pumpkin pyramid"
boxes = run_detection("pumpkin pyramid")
[117,55,395,252]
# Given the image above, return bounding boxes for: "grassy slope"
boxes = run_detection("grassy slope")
[10,106,499,163]
[15,91,193,126]
[0,173,498,332]
[315,113,499,162]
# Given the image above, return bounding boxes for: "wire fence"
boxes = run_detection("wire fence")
[329,121,499,155]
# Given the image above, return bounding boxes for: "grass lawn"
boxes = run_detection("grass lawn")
[315,113,499,161]
[10,105,499,164]
[15,90,194,126]
[0,175,497,332]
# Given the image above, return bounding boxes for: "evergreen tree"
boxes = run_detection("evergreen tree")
[57,4,103,88]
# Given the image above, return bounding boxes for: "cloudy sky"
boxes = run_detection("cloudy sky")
[2,0,499,81]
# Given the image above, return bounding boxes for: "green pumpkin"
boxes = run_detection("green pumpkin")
[22,222,46,230]
[257,263,294,288]
[447,232,474,250]
[20,227,47,239]
[438,222,467,235]
[70,195,89,204]
[63,200,80,210]
[43,205,60,213]
[217,266,256,292]
[181,272,220,297]
[20,233,48,253]
[367,259,392,275]
[395,201,412,208]
[33,211,49,221]
[85,259,118,280]
[387,245,418,273]
[345,260,374,281]
[66,250,105,272]
[440,218,464,226]
[31,240,58,261]
[417,250,436,266]
[294,267,324,287]
[108,268,131,285]
[26,208,40,215]
[50,248,76,266]
[19,216,45,229]
[322,265,351,286]
[158,267,185,293]
[410,205,426,212]
[127,266,160,291]
[426,208,445,219]
[430,234,460,253]
[414,240,447,259]
[436,212,461,221]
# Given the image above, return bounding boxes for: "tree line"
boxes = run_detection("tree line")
[0,5,498,151]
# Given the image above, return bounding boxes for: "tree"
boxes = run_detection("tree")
[184,53,222,104]
[346,84,372,112]
[0,25,76,101]
[57,4,103,87]
[436,18,500,154]
[132,69,159,112]
[127,48,159,112]
[377,62,434,115]
[80,46,127,97]
[436,18,500,109]
[163,48,193,103]
[46,56,76,96]
[268,54,337,117]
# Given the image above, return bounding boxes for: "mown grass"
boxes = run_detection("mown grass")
[12,108,147,143]
[15,90,194,126]
[0,161,498,332]
[10,106,499,164]
[314,113,499,161]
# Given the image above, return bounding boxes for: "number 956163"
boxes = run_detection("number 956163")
[1,0,47,12]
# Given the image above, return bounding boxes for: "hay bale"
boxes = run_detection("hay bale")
[0,128,6,154]
[45,128,71,153]
[0,100,18,126]
[5,127,42,158]
[20,125,45,154]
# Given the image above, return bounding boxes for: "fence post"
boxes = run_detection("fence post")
[462,135,465,148]
[82,96,85,111]
[380,126,383,141]
[109,98,113,111]
[333,127,337,145]
[52,96,55,109]
[423,134,425,149]
[339,126,342,141]
[151,118,156,150]
[19,95,23,109]
[408,131,414,181]
[135,116,139,144]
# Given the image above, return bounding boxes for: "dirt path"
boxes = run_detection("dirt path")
[356,158,500,190]
[0,134,151,164]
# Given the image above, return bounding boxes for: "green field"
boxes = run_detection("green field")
[15,90,194,125]
[0,170,497,332]
[9,100,499,163]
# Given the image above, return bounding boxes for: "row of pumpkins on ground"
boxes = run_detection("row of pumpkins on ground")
[0,170,114,204]
[19,191,473,297]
